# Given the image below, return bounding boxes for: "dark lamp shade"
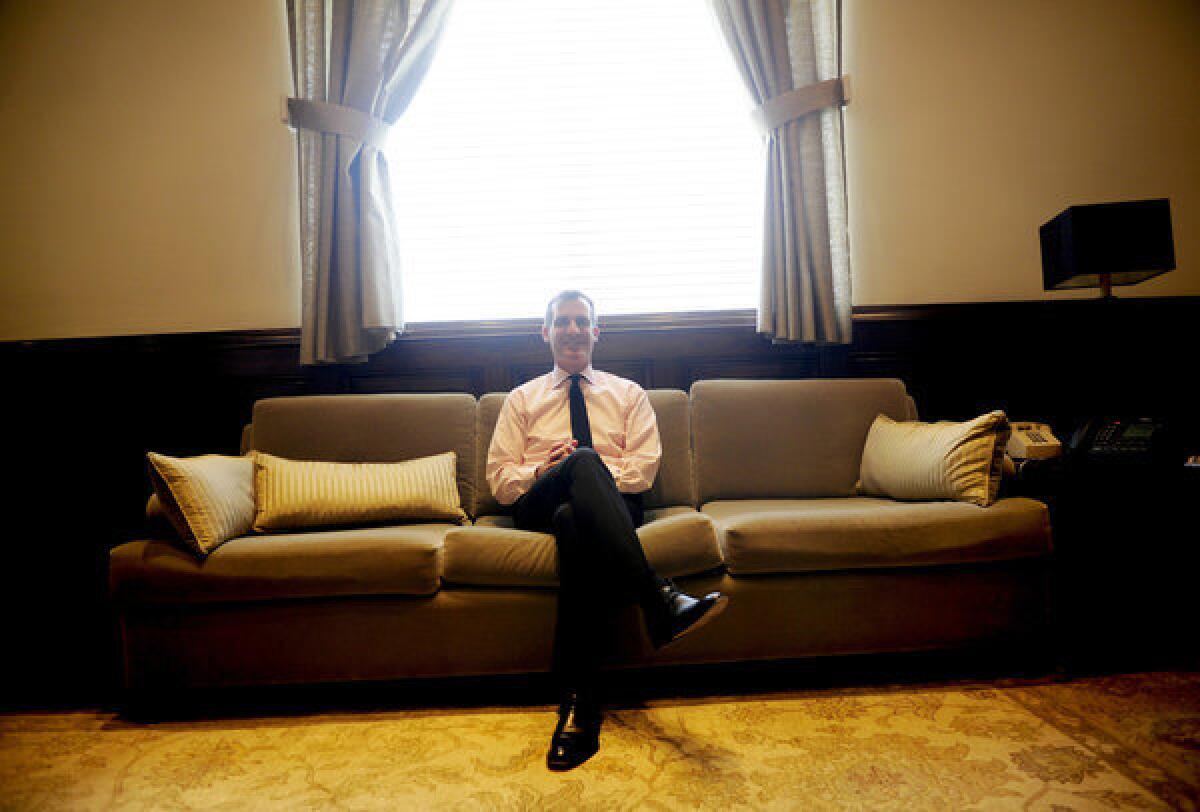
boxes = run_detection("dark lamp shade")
[1040,198,1175,290]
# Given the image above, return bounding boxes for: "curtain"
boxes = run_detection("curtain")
[710,0,851,344]
[288,0,455,364]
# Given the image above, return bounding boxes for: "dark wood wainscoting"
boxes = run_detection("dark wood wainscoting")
[4,296,1195,707]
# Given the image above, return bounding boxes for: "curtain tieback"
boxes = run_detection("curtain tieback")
[752,77,848,132]
[287,98,390,149]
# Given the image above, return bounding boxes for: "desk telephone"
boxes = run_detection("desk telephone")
[1069,417,1171,464]
[1005,417,1174,465]
[1006,422,1063,460]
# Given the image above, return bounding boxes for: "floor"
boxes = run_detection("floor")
[1,667,1197,810]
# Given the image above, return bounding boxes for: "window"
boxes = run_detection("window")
[387,0,764,324]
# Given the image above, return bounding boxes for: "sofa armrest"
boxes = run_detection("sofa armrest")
[143,494,179,541]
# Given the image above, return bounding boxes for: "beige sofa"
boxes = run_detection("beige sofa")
[110,379,1053,698]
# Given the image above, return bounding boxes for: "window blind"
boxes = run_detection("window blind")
[387,0,764,323]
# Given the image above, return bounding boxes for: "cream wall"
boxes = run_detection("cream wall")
[1,1,1197,341]
[844,0,1200,305]
[0,0,299,341]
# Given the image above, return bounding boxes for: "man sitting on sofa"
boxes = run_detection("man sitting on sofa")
[486,290,729,771]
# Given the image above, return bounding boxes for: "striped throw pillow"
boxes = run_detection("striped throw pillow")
[147,452,256,557]
[858,411,1011,507]
[252,451,467,532]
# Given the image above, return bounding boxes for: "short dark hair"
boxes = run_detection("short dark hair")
[544,290,596,330]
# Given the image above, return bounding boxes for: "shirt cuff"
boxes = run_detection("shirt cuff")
[612,461,640,493]
[516,466,536,494]
[495,463,539,506]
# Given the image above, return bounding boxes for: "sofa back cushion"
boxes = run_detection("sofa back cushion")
[247,394,478,517]
[691,378,914,503]
[475,388,694,516]
[646,389,695,510]
[474,393,507,517]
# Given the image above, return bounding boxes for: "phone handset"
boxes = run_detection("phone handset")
[1007,421,1063,460]
[1068,418,1100,457]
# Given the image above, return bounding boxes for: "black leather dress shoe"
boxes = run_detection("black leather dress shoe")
[645,578,730,649]
[546,690,600,771]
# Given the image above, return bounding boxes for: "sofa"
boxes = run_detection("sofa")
[109,378,1054,698]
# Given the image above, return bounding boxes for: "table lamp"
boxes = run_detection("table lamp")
[1040,198,1175,298]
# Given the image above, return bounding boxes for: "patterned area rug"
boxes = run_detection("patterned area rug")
[1,671,1197,810]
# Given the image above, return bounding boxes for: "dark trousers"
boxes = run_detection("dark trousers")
[512,448,656,688]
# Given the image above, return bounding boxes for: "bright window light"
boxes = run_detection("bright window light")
[387,0,764,323]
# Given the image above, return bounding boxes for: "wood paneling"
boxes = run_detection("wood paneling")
[4,296,1196,708]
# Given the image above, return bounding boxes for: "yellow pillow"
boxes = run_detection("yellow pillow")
[146,452,256,557]
[858,411,1011,507]
[252,451,467,532]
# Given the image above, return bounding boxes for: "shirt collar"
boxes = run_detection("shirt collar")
[551,364,597,388]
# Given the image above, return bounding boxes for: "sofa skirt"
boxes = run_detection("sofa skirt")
[116,559,1052,695]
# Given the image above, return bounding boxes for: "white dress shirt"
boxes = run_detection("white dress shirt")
[486,365,662,506]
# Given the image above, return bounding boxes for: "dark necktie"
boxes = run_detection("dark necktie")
[568,374,593,449]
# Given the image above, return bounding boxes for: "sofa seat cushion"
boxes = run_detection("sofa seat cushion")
[473,505,696,528]
[702,497,1050,575]
[110,524,451,605]
[444,511,722,587]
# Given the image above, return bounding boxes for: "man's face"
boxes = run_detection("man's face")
[542,297,598,374]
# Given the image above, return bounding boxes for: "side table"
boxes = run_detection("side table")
[1009,454,1199,674]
